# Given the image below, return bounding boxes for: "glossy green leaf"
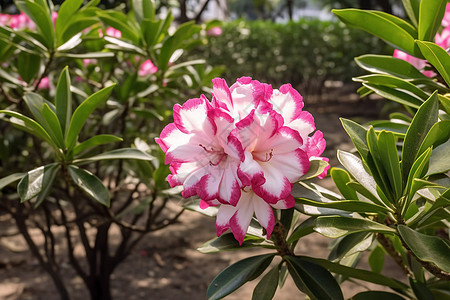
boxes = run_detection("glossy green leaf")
[355,55,428,78]
[427,139,450,175]
[367,120,408,136]
[296,198,389,214]
[352,291,406,300]
[56,52,115,59]
[18,163,60,202]
[418,0,446,42]
[377,130,403,200]
[397,225,450,272]
[332,9,421,57]
[340,118,369,159]
[133,0,155,24]
[72,135,123,156]
[55,67,72,135]
[331,168,358,200]
[103,36,146,56]
[402,91,439,185]
[416,40,450,86]
[41,103,65,148]
[68,165,110,206]
[287,216,316,244]
[300,256,409,290]
[329,232,374,261]
[0,173,25,190]
[141,19,162,47]
[337,151,379,203]
[55,0,84,43]
[0,110,57,149]
[363,83,423,109]
[252,266,279,300]
[368,245,385,273]
[314,216,396,238]
[198,233,274,254]
[402,0,420,27]
[356,74,429,100]
[66,84,115,149]
[410,278,434,300]
[299,158,329,180]
[97,10,140,43]
[17,52,41,83]
[73,148,155,165]
[207,254,275,300]
[15,0,54,49]
[439,94,450,115]
[418,120,450,157]
[286,256,344,300]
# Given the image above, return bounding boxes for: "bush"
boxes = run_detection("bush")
[191,19,391,93]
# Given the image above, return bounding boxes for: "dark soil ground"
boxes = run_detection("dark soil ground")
[0,86,405,300]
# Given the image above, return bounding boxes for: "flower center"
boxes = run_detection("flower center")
[199,144,227,166]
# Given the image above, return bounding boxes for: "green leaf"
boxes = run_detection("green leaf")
[66,84,115,149]
[295,198,389,214]
[133,0,155,24]
[56,52,115,59]
[300,256,409,290]
[368,245,385,273]
[197,233,274,254]
[207,254,275,300]
[367,120,408,136]
[417,120,450,157]
[72,135,123,156]
[287,217,316,244]
[68,165,110,206]
[402,91,439,185]
[17,163,60,202]
[363,83,423,109]
[331,168,358,200]
[329,232,374,261]
[439,94,450,115]
[97,10,140,43]
[73,148,155,165]
[299,158,329,180]
[337,151,380,203]
[141,19,162,47]
[376,130,403,200]
[314,216,396,238]
[252,266,279,300]
[427,139,450,175]
[355,54,428,79]
[340,118,369,159]
[55,67,72,135]
[418,0,446,42]
[355,74,429,100]
[410,278,434,300]
[0,110,57,149]
[41,103,65,148]
[0,173,25,190]
[416,40,450,86]
[402,0,420,27]
[397,225,450,272]
[15,0,54,49]
[352,291,406,300]
[17,52,41,83]
[332,9,421,57]
[286,256,344,300]
[55,0,84,41]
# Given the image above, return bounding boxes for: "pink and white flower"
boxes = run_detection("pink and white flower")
[138,59,158,76]
[156,77,327,244]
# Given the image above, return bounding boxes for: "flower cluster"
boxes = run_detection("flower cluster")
[394,3,450,77]
[156,78,328,244]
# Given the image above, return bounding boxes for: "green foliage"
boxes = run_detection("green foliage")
[189,19,389,90]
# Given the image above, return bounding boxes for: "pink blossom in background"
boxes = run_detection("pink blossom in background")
[206,26,222,36]
[37,77,50,90]
[393,49,435,78]
[0,14,10,26]
[9,12,34,30]
[436,26,450,50]
[156,77,328,244]
[138,59,158,76]
[442,3,450,27]
[83,59,98,66]
[105,27,122,38]
[51,11,58,25]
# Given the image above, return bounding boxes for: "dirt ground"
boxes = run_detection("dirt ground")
[0,88,405,300]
